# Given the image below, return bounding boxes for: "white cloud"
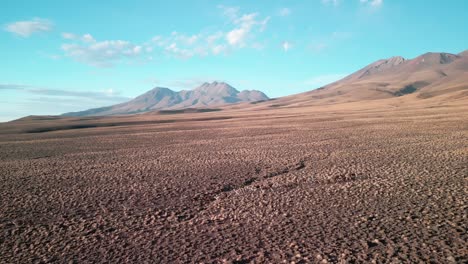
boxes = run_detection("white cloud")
[59,6,270,65]
[82,33,95,43]
[103,88,115,95]
[174,33,199,45]
[164,43,194,58]
[193,47,209,56]
[225,11,270,48]
[360,0,383,7]
[323,0,383,7]
[186,35,199,45]
[282,41,292,52]
[148,6,269,57]
[206,32,223,44]
[0,83,129,102]
[132,45,142,54]
[212,45,227,55]
[279,8,291,17]
[62,39,150,67]
[151,35,163,43]
[169,31,201,46]
[150,31,223,58]
[259,17,270,32]
[62,32,77,40]
[227,27,249,47]
[62,33,96,43]
[236,13,259,28]
[4,18,53,37]
[0,86,130,121]
[0,83,131,121]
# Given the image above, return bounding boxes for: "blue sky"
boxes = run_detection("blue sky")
[1,0,467,121]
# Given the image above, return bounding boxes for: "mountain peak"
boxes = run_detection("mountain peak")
[199,81,230,87]
[414,52,459,65]
[387,56,406,64]
[148,87,174,93]
[356,56,406,79]
[270,50,468,108]
[194,81,239,95]
[134,87,176,100]
[63,81,268,116]
[374,56,406,68]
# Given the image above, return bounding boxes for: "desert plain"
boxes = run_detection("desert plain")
[0,96,467,263]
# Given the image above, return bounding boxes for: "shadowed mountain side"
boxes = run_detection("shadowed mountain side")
[63,82,269,117]
[259,51,468,108]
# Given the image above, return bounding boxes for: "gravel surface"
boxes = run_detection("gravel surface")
[1,104,467,263]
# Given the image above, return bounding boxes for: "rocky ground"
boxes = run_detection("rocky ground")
[0,104,467,263]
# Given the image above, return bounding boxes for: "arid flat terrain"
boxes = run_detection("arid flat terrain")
[1,99,467,263]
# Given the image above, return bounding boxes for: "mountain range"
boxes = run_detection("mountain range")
[271,50,468,107]
[63,82,269,116]
[63,50,467,117]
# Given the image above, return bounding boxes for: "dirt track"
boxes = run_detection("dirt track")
[0,103,467,263]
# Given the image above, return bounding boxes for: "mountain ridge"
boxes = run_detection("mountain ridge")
[260,50,468,108]
[63,82,269,117]
[61,50,468,117]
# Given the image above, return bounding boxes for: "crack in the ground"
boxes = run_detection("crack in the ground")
[167,153,339,224]
[169,160,309,224]
[219,159,307,195]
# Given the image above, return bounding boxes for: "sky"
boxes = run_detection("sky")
[1,0,467,121]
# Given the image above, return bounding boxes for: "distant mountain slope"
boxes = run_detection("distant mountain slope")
[63,82,269,116]
[458,49,468,57]
[270,51,468,107]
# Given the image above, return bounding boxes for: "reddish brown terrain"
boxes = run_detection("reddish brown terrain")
[1,51,467,263]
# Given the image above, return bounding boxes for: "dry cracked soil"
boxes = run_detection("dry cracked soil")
[0,103,467,263]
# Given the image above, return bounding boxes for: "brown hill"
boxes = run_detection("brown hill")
[265,51,468,108]
[458,50,468,57]
[63,82,268,116]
